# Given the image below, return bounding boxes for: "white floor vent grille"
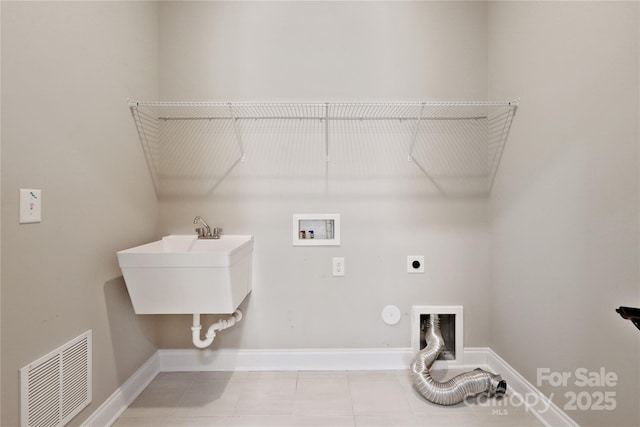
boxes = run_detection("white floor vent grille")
[20,330,92,427]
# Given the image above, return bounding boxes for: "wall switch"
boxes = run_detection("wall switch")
[20,189,42,224]
[407,255,424,273]
[333,257,345,277]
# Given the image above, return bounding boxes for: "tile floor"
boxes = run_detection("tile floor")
[114,370,544,427]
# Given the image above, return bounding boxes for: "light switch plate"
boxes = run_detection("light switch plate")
[20,189,42,224]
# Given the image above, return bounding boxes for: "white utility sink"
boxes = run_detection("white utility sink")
[117,235,253,314]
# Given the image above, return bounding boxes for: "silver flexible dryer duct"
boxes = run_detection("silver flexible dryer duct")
[410,314,507,406]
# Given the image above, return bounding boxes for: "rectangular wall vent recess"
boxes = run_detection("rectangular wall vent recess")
[20,330,92,427]
[411,305,463,367]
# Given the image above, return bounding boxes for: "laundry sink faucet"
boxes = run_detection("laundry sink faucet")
[193,216,222,239]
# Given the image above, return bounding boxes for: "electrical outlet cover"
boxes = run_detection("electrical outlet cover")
[407,255,424,273]
[333,257,345,276]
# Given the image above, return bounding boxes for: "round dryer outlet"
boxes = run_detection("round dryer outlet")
[407,256,425,273]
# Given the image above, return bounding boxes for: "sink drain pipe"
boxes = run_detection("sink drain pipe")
[191,310,242,348]
[410,314,507,406]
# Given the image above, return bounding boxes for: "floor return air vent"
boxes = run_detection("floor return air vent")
[20,330,92,427]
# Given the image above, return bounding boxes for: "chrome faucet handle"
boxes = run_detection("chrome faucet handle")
[193,216,212,238]
[212,227,223,239]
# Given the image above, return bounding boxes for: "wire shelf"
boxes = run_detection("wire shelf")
[129,100,518,197]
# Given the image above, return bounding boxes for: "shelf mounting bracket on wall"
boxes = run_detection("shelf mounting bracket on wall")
[407,102,446,195]
[228,103,246,162]
[324,103,330,162]
[408,102,426,161]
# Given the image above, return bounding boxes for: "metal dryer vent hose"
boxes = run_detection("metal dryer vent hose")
[410,314,507,406]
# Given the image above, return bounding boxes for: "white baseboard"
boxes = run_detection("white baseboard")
[486,349,578,427]
[80,352,160,427]
[158,347,491,372]
[158,347,415,372]
[86,347,574,427]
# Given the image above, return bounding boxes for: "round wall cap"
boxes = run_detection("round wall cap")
[382,305,402,325]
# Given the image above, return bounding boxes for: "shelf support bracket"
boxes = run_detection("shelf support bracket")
[324,103,330,194]
[228,103,246,161]
[324,103,330,162]
[408,102,425,162]
[487,104,518,191]
[407,102,447,195]
[130,103,160,194]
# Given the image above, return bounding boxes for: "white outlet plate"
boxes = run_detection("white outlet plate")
[333,257,345,276]
[19,189,42,224]
[407,255,424,273]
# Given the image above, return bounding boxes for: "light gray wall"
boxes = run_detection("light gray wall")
[5,2,636,426]
[156,1,493,350]
[1,2,160,425]
[488,2,640,426]
[159,1,488,102]
[0,3,3,422]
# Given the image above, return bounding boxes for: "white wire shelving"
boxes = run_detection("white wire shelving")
[129,100,518,197]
